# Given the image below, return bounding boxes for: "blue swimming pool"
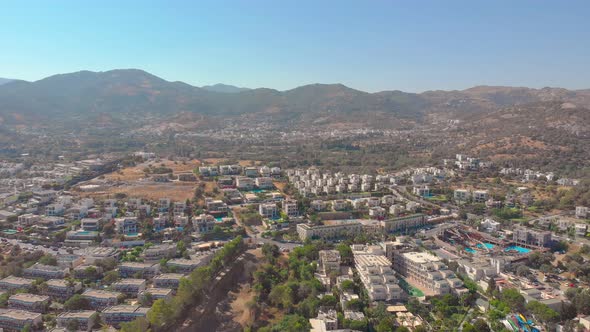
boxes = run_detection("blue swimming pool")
[477,243,495,249]
[505,245,531,254]
[465,247,476,253]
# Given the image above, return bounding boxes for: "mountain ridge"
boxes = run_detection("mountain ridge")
[1,69,589,126]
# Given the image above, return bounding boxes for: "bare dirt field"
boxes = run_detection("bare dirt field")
[82,183,196,201]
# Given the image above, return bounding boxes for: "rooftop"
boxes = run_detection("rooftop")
[58,310,97,319]
[154,273,186,280]
[401,251,441,264]
[0,276,34,285]
[9,293,49,302]
[82,289,122,299]
[112,279,146,286]
[0,308,42,320]
[101,305,149,315]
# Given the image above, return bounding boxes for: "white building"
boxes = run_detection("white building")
[353,245,404,302]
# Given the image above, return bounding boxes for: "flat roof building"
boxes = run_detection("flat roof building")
[8,294,50,313]
[0,309,43,332]
[56,310,97,332]
[153,273,185,289]
[82,289,122,310]
[118,262,160,278]
[0,276,33,291]
[100,305,149,327]
[111,279,146,296]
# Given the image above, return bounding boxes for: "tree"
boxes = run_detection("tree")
[336,243,353,265]
[340,279,355,292]
[501,288,525,312]
[120,317,150,332]
[473,318,491,332]
[102,270,119,284]
[516,265,530,277]
[375,317,395,332]
[147,299,173,329]
[66,319,79,332]
[271,314,310,332]
[526,301,559,325]
[261,243,280,262]
[64,294,89,310]
[38,254,57,266]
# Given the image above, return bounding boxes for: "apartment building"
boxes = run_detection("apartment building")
[112,279,146,296]
[255,177,274,189]
[310,200,327,211]
[259,203,278,219]
[81,218,101,231]
[0,276,33,291]
[83,247,119,264]
[193,214,217,234]
[236,177,255,190]
[23,263,67,280]
[318,250,341,275]
[158,198,171,212]
[142,244,176,263]
[393,251,463,295]
[81,289,122,310]
[167,252,214,273]
[17,213,40,226]
[114,217,138,234]
[45,203,65,216]
[56,310,97,332]
[73,265,103,280]
[205,199,228,213]
[0,309,42,332]
[8,294,49,313]
[576,206,589,219]
[153,273,185,289]
[512,227,552,247]
[282,200,298,218]
[453,189,470,202]
[332,199,348,211]
[297,221,362,241]
[473,190,489,203]
[118,262,160,278]
[100,305,150,327]
[380,214,427,234]
[139,288,173,302]
[353,246,403,302]
[44,279,82,300]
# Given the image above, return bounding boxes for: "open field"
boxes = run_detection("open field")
[104,159,201,181]
[82,183,196,201]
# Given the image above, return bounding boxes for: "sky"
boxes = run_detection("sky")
[1,0,589,92]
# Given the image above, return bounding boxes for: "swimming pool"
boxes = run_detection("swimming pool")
[465,247,476,253]
[476,243,495,249]
[505,245,531,254]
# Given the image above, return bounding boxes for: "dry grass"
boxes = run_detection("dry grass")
[86,183,197,201]
[104,159,201,182]
[229,284,255,327]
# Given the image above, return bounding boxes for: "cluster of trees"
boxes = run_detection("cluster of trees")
[120,236,245,332]
[252,242,331,331]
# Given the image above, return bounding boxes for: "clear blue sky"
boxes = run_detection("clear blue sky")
[1,0,589,92]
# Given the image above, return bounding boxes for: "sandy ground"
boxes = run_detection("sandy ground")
[82,183,197,201]
[229,284,255,327]
[104,159,201,181]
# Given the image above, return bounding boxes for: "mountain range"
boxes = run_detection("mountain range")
[201,83,250,93]
[0,69,589,129]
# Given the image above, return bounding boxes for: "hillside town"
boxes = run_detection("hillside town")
[0,152,589,332]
